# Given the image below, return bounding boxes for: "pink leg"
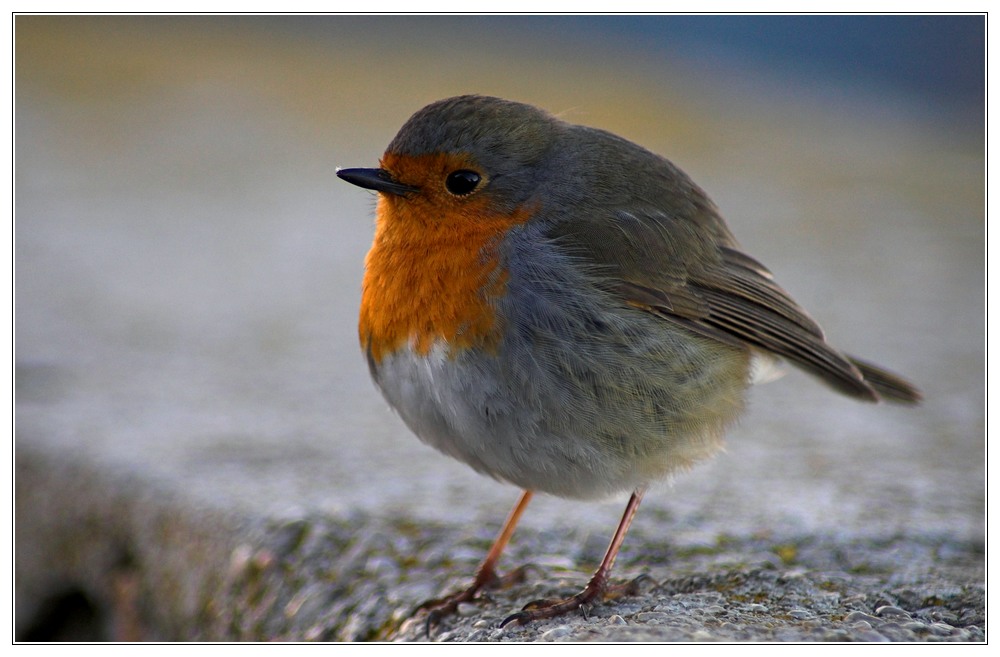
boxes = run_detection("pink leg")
[500,488,646,627]
[417,490,534,628]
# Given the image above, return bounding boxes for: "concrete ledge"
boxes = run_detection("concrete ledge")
[16,441,984,642]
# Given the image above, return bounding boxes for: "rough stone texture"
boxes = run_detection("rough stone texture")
[15,448,984,641]
[388,531,983,642]
[15,17,983,642]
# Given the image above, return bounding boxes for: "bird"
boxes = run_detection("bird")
[336,94,921,629]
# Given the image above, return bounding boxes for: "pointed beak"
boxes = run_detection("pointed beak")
[336,167,417,196]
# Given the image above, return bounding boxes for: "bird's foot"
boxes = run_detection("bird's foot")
[414,565,533,636]
[499,573,649,627]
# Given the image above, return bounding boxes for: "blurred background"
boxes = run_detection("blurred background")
[16,15,983,556]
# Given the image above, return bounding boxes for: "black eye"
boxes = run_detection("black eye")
[445,170,482,196]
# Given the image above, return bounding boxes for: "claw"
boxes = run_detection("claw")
[499,610,531,628]
[424,608,445,638]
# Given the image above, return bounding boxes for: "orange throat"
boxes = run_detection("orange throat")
[359,194,529,364]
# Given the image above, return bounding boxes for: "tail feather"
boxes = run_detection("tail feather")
[846,355,922,405]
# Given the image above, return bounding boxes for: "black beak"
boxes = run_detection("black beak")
[336,167,417,196]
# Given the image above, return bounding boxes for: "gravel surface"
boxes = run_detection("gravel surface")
[16,443,984,641]
[274,516,984,642]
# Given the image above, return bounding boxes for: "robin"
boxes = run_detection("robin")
[337,94,921,629]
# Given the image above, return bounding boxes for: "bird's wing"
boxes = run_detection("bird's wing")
[548,207,920,403]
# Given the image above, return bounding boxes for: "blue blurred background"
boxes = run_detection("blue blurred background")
[270,14,984,120]
[561,15,983,113]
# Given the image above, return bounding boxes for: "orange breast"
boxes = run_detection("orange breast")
[359,173,531,364]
